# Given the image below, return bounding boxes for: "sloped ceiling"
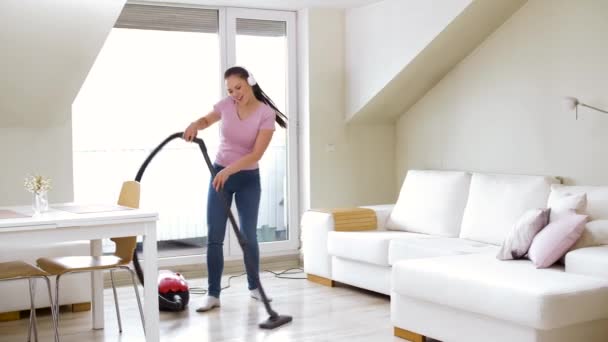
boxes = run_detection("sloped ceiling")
[0,0,126,127]
[347,0,528,124]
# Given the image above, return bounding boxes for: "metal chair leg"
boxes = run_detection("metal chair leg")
[27,278,38,342]
[110,270,123,333]
[125,267,145,333]
[43,276,59,342]
[54,274,62,339]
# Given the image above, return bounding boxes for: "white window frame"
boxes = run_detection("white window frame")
[224,7,299,257]
[121,4,300,267]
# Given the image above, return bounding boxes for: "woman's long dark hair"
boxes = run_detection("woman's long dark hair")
[224,66,287,128]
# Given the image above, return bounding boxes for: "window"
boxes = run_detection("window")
[226,8,298,255]
[72,4,298,262]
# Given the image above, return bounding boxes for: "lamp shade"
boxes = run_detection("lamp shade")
[563,96,579,110]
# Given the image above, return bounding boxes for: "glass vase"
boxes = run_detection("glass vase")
[33,191,49,215]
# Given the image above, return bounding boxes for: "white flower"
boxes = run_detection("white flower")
[24,175,52,194]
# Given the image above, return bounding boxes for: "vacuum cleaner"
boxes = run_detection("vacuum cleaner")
[157,270,190,312]
[131,132,293,329]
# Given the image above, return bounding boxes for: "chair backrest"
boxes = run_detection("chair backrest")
[112,181,141,262]
[118,181,140,209]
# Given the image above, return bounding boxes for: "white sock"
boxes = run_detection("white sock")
[196,295,221,312]
[250,288,272,302]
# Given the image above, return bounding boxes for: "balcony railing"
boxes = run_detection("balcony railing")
[73,145,287,252]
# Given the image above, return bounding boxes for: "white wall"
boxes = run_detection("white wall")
[0,123,74,206]
[297,9,312,214]
[0,0,126,205]
[298,8,396,210]
[0,1,396,210]
[345,0,471,120]
[397,0,608,186]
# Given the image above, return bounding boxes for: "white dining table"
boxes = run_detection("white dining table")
[0,204,160,342]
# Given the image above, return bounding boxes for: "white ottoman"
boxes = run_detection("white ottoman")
[391,253,608,342]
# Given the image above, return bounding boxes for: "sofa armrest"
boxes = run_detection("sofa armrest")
[311,207,379,232]
[360,204,395,231]
[301,204,394,279]
[565,245,608,279]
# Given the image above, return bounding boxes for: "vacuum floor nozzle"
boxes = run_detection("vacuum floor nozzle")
[259,314,293,329]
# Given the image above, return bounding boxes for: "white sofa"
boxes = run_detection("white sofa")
[301,170,608,342]
[0,242,91,314]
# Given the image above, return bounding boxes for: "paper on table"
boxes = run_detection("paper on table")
[0,210,30,219]
[52,204,134,214]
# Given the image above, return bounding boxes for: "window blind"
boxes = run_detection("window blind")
[236,18,286,37]
[115,4,218,33]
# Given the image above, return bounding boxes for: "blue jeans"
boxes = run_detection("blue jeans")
[206,163,261,298]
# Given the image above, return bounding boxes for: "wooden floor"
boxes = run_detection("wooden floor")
[0,270,425,342]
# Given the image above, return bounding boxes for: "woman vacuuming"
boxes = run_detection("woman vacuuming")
[182,66,287,312]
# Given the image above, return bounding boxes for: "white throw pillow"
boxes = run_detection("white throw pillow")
[548,184,608,220]
[459,173,559,245]
[386,170,471,237]
[547,191,587,222]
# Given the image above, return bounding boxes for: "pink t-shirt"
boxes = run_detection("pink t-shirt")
[213,96,276,170]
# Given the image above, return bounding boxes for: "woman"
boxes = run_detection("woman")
[183,66,287,312]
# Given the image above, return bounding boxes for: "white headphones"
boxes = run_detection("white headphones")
[247,72,257,86]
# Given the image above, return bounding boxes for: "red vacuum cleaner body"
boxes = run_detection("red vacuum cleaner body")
[158,270,190,312]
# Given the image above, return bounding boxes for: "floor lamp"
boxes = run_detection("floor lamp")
[563,96,608,120]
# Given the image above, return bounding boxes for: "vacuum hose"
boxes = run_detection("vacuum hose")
[131,132,292,328]
[132,133,190,311]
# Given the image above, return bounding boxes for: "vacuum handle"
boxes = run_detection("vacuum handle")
[135,132,207,182]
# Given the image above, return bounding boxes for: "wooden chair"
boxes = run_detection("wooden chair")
[0,261,58,342]
[36,181,144,336]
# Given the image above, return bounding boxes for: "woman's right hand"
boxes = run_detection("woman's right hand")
[183,122,198,142]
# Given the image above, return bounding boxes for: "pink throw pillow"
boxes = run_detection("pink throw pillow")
[528,211,588,268]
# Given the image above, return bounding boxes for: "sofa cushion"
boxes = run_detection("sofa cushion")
[572,219,608,250]
[386,170,471,237]
[548,184,608,220]
[392,253,608,330]
[388,237,496,265]
[327,231,431,267]
[459,173,558,245]
[566,245,608,279]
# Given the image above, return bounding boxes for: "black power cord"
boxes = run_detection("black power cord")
[263,268,306,280]
[189,272,247,295]
[189,267,306,295]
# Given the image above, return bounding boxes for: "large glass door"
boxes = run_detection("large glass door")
[73,5,223,259]
[225,8,298,255]
[72,4,298,264]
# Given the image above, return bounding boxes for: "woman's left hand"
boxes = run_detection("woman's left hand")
[213,168,234,191]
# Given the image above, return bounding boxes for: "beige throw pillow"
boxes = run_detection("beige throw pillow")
[497,208,550,260]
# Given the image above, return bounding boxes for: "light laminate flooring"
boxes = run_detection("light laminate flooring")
[0,270,430,342]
